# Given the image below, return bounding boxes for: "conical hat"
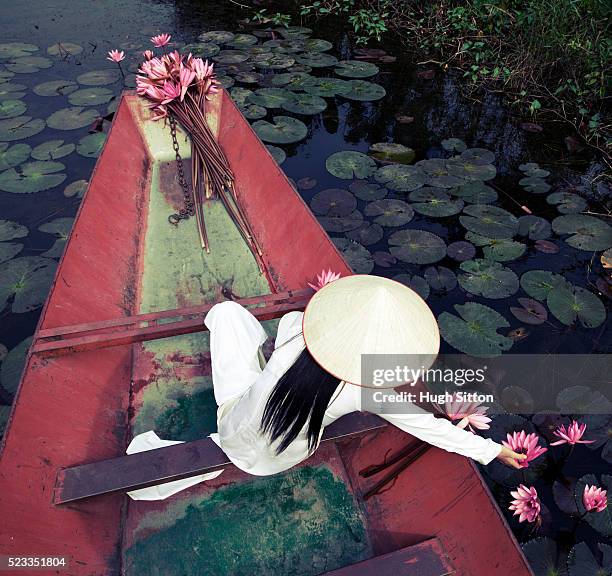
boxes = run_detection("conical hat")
[302,275,440,386]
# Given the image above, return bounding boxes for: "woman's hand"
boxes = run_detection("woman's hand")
[496,445,528,469]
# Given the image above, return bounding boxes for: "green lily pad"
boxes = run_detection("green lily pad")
[517,215,551,240]
[331,238,374,274]
[76,69,120,86]
[439,302,513,357]
[349,180,387,201]
[234,71,264,84]
[302,77,351,97]
[547,284,605,328]
[452,181,498,204]
[252,53,295,69]
[368,143,414,164]
[546,192,587,214]
[460,148,495,165]
[0,142,31,170]
[68,87,114,106]
[252,115,308,144]
[0,242,23,263]
[33,79,79,97]
[303,39,333,52]
[552,214,612,251]
[31,139,75,160]
[281,92,327,115]
[213,50,250,64]
[520,270,568,301]
[458,259,519,298]
[375,164,426,192]
[319,210,364,233]
[346,221,384,246]
[218,75,234,89]
[263,39,304,53]
[519,162,550,178]
[0,219,28,242]
[459,204,519,239]
[0,336,33,394]
[393,274,430,300]
[326,151,376,179]
[0,43,38,59]
[246,87,291,108]
[0,70,15,82]
[0,99,26,119]
[0,161,66,193]
[519,176,551,194]
[334,60,379,78]
[47,107,98,130]
[510,298,548,325]
[568,542,611,576]
[63,179,88,198]
[0,256,57,313]
[76,132,106,157]
[416,159,465,188]
[182,42,220,58]
[271,72,310,87]
[227,34,258,49]
[277,26,313,38]
[409,188,464,217]
[39,217,74,258]
[0,83,27,100]
[295,52,338,68]
[47,42,83,57]
[342,79,386,101]
[373,251,396,268]
[198,31,235,44]
[441,138,467,153]
[446,157,496,181]
[229,87,253,106]
[447,240,476,261]
[465,232,526,261]
[237,102,267,120]
[388,229,446,264]
[265,145,286,165]
[0,116,45,141]
[364,199,414,227]
[310,188,356,217]
[424,266,457,292]
[5,56,52,73]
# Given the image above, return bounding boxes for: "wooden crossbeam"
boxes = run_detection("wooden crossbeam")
[53,412,385,505]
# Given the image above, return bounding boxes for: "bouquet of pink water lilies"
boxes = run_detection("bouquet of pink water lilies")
[107,34,264,264]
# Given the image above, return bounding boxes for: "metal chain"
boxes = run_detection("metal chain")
[167,114,195,226]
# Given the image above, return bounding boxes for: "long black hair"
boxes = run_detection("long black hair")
[260,347,342,455]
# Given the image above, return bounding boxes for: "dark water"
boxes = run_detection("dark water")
[1,1,610,572]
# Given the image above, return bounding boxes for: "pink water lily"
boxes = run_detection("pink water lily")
[178,64,196,101]
[509,484,541,523]
[502,430,547,468]
[550,420,595,446]
[308,269,342,291]
[583,484,608,513]
[151,33,171,48]
[160,80,181,105]
[444,394,491,432]
[106,49,125,63]
[142,50,154,61]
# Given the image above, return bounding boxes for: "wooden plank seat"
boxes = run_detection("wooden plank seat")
[53,412,385,505]
[323,538,455,576]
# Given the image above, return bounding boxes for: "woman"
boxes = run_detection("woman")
[127,274,523,500]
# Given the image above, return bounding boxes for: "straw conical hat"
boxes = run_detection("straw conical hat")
[302,275,440,386]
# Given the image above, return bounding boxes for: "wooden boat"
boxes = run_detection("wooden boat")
[0,91,533,575]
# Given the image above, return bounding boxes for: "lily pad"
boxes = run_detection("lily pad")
[521,538,566,576]
[0,43,38,59]
[409,188,464,217]
[0,142,31,170]
[76,132,106,157]
[331,238,374,274]
[439,302,513,357]
[460,148,495,165]
[38,217,74,259]
[342,79,386,101]
[517,215,551,240]
[375,164,426,192]
[519,162,550,178]
[458,259,519,298]
[182,42,220,58]
[393,274,430,300]
[227,34,258,49]
[281,92,327,115]
[441,138,467,153]
[0,70,15,82]
[373,251,396,268]
[0,161,66,193]
[0,116,45,141]
[265,145,286,165]
[547,284,605,328]
[459,204,519,239]
[76,69,120,86]
[0,99,26,119]
[368,142,414,164]
[68,87,114,106]
[271,71,310,87]
[0,83,27,100]
[520,270,568,301]
[295,52,338,68]
[252,53,295,70]
[47,42,83,57]
[0,219,27,242]
[447,241,476,261]
[213,50,250,64]
[33,79,79,97]
[519,176,551,194]
[0,242,23,263]
[534,239,559,254]
[416,159,466,188]
[364,199,414,227]
[246,87,291,108]
[452,181,498,204]
[0,336,33,394]
[547,192,587,214]
[234,71,263,84]
[310,188,356,217]
[349,180,387,201]
[31,139,74,160]
[424,266,457,292]
[319,210,364,233]
[346,221,384,246]
[252,116,308,144]
[198,31,235,44]
[264,39,305,54]
[5,56,53,73]
[0,256,57,313]
[552,214,612,251]
[229,87,253,106]
[446,157,496,181]
[334,60,379,78]
[47,107,99,130]
[465,232,526,261]
[237,103,267,120]
[510,298,548,325]
[326,151,376,179]
[568,542,611,576]
[302,77,351,97]
[388,229,446,264]
[63,179,88,198]
[303,39,333,52]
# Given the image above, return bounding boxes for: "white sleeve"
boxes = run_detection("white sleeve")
[274,311,304,349]
[377,406,502,465]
